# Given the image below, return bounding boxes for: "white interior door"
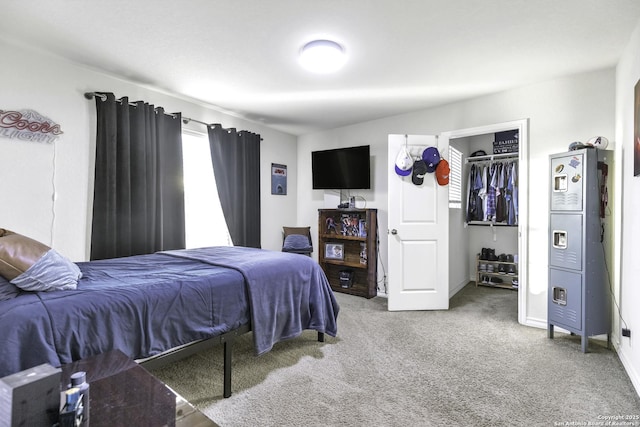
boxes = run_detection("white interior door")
[387,134,449,311]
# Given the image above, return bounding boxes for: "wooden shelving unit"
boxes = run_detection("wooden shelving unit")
[318,208,377,299]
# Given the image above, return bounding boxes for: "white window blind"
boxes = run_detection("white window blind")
[448,146,463,209]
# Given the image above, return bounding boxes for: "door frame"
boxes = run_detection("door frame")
[440,119,529,326]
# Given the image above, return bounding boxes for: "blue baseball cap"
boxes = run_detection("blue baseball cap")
[422,147,441,172]
[395,165,412,176]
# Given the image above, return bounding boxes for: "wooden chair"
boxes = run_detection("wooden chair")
[282,226,313,256]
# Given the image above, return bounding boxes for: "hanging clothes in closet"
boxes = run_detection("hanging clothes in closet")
[466,158,518,225]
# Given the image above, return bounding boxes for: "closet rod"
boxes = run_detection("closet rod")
[465,152,518,164]
[466,221,517,227]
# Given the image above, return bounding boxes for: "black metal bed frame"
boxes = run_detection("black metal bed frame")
[139,324,325,398]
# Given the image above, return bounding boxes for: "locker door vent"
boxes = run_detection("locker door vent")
[551,251,579,266]
[552,194,566,208]
[552,193,581,210]
[550,306,579,327]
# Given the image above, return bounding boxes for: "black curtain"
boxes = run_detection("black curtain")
[207,124,261,248]
[90,92,185,260]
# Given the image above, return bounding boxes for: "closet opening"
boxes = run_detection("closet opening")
[444,120,528,325]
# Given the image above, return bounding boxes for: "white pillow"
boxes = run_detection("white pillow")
[10,249,82,292]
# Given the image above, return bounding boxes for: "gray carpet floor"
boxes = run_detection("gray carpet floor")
[151,283,640,427]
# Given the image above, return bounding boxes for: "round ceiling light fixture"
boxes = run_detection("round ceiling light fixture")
[299,39,347,73]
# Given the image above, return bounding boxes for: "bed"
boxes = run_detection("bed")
[0,243,339,398]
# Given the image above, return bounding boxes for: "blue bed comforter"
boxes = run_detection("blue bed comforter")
[162,246,340,355]
[0,247,339,377]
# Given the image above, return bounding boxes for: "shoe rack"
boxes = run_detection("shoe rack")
[475,248,518,290]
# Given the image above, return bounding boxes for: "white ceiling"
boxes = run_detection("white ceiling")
[2,1,640,136]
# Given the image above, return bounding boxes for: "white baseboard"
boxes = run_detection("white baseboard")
[449,279,467,298]
[615,343,640,398]
[522,317,547,329]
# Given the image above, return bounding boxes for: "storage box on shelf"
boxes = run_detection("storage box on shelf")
[475,251,518,290]
[318,208,377,299]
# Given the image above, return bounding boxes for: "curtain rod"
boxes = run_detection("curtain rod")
[84,92,251,134]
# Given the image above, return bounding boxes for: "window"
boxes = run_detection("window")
[448,146,463,209]
[182,131,232,248]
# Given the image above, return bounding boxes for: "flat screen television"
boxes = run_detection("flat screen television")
[312,145,371,190]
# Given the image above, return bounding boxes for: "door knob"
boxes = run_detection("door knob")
[390,229,398,235]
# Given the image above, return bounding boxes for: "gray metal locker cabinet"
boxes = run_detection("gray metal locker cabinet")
[548,147,610,352]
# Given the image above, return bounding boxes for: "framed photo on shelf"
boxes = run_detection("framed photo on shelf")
[324,243,344,260]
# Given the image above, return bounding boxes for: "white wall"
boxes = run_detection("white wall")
[449,138,470,293]
[615,18,640,395]
[0,38,298,260]
[298,67,616,326]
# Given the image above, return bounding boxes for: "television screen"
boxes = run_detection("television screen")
[312,145,371,189]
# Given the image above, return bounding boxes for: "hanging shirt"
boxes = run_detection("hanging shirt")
[505,161,518,225]
[512,161,518,225]
[467,164,484,222]
[466,164,475,222]
[479,165,489,221]
[495,162,506,223]
[486,163,499,221]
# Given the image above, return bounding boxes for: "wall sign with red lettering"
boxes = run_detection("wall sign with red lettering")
[0,109,64,143]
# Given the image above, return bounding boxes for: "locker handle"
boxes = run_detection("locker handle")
[552,230,567,249]
[552,286,567,306]
[553,174,568,192]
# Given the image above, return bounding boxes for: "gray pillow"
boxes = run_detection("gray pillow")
[0,275,20,301]
[283,234,312,251]
[10,248,82,292]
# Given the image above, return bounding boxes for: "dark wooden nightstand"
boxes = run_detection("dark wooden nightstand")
[60,350,218,427]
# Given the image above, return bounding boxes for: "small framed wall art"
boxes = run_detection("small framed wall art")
[271,163,287,195]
